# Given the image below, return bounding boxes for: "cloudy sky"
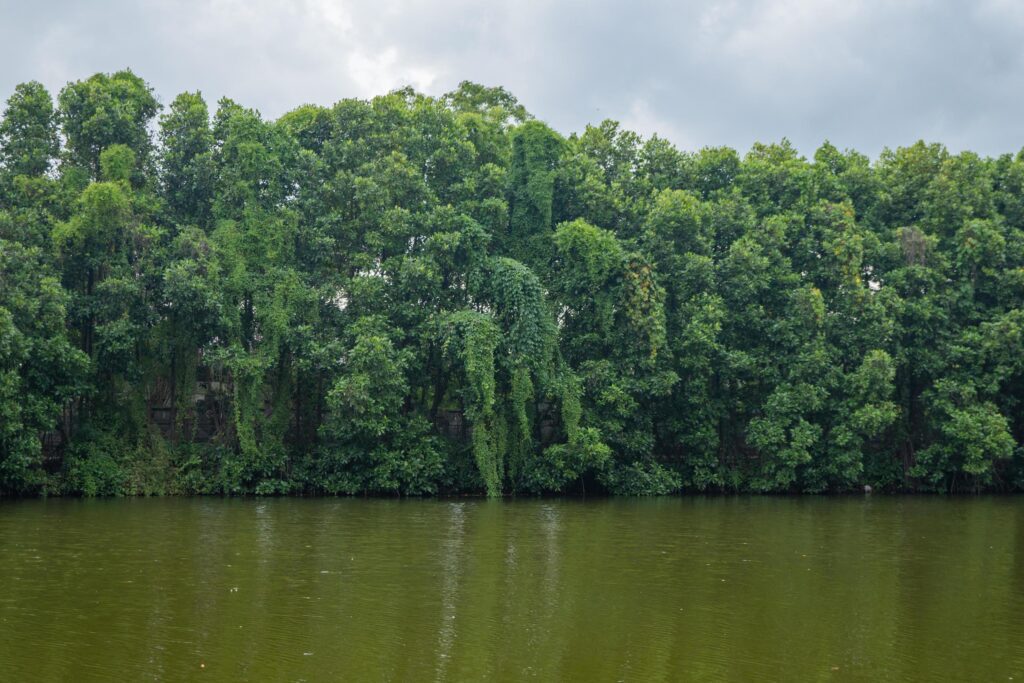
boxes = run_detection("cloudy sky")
[1,0,1022,157]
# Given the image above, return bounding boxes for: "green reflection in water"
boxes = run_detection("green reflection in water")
[0,497,1022,681]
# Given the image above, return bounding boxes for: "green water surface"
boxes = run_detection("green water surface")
[1,497,1022,681]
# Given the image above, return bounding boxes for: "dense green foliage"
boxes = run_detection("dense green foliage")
[2,71,1023,496]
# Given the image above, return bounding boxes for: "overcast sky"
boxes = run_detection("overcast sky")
[2,0,1023,158]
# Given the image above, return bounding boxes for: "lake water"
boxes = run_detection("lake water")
[0,497,1021,681]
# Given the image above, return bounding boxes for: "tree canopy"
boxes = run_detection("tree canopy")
[2,71,1023,496]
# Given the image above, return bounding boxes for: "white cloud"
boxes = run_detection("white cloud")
[1,0,1023,156]
[347,46,438,96]
[620,98,698,151]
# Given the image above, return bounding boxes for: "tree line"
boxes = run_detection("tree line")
[1,70,1022,496]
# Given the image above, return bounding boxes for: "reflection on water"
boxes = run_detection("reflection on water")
[435,502,464,680]
[0,497,1022,681]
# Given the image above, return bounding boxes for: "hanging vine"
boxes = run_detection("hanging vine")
[438,310,503,496]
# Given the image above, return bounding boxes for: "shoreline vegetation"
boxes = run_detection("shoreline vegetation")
[2,70,1023,498]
